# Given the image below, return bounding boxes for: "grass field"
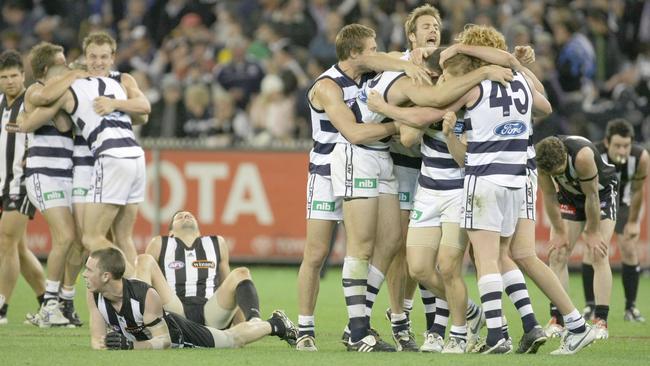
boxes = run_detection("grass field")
[1,266,648,365]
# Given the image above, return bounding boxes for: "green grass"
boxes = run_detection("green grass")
[1,267,649,365]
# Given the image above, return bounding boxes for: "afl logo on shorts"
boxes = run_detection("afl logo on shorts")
[493,121,527,137]
[168,261,185,269]
[192,260,216,269]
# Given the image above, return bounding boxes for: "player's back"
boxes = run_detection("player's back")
[463,72,532,188]
[68,77,142,159]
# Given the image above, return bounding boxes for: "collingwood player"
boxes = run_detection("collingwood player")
[581,119,648,322]
[537,135,618,340]
[0,50,39,324]
[136,211,263,329]
[85,247,297,350]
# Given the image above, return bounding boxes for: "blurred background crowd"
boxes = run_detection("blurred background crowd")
[1,0,649,148]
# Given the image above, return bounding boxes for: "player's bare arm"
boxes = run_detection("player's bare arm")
[12,94,70,133]
[399,124,425,147]
[351,53,432,85]
[625,149,649,241]
[129,289,172,350]
[310,78,398,144]
[30,69,88,106]
[93,73,151,124]
[523,73,552,116]
[145,236,163,261]
[440,111,467,167]
[403,65,512,107]
[539,171,569,252]
[575,148,608,257]
[87,291,108,350]
[217,236,230,288]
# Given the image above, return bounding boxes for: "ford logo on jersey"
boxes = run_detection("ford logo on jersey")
[493,121,527,136]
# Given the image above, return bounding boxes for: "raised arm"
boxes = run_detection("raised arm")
[523,73,552,116]
[404,65,512,107]
[351,52,431,85]
[30,69,88,106]
[441,112,467,167]
[311,79,397,145]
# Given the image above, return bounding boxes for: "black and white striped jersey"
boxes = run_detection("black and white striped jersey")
[0,92,28,197]
[596,141,646,206]
[93,278,154,342]
[157,236,221,301]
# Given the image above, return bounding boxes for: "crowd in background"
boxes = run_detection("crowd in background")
[1,0,649,147]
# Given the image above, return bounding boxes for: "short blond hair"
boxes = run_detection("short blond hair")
[443,54,481,77]
[82,31,117,55]
[335,24,375,61]
[29,42,64,79]
[404,4,442,49]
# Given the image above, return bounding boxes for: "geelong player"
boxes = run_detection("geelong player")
[85,247,297,350]
[136,211,264,329]
[14,64,147,277]
[298,23,430,352]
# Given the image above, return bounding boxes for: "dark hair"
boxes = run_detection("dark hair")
[168,210,184,231]
[605,118,634,142]
[425,47,445,76]
[0,50,23,72]
[535,136,568,173]
[90,247,125,279]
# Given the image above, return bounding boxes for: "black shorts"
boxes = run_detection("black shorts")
[0,194,36,219]
[181,297,207,325]
[557,188,617,222]
[165,312,215,348]
[614,203,629,234]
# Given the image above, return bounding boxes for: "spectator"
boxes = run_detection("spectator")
[141,75,186,138]
[181,83,215,138]
[249,74,296,145]
[214,37,265,109]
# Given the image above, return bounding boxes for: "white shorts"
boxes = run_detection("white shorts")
[331,143,397,198]
[26,174,72,211]
[519,169,537,220]
[72,166,93,204]
[409,185,462,227]
[306,173,343,221]
[394,165,419,211]
[87,155,146,205]
[460,175,524,237]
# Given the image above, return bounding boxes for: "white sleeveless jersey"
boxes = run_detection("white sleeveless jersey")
[307,65,375,176]
[418,121,465,191]
[463,72,533,188]
[352,70,406,150]
[68,77,143,159]
[72,72,122,168]
[389,50,422,167]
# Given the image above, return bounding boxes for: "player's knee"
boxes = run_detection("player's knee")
[231,267,252,283]
[408,263,430,283]
[438,260,459,282]
[0,235,19,255]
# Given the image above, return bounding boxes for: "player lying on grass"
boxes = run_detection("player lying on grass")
[85,247,297,350]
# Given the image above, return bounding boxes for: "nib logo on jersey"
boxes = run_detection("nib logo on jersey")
[399,192,410,203]
[43,191,64,201]
[354,178,377,189]
[493,121,527,137]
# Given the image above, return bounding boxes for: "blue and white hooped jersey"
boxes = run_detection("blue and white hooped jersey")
[463,72,533,188]
[352,70,407,151]
[68,77,143,159]
[418,120,465,191]
[26,123,73,179]
[306,65,375,176]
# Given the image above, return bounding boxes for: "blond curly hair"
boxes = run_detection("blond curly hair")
[456,24,507,51]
